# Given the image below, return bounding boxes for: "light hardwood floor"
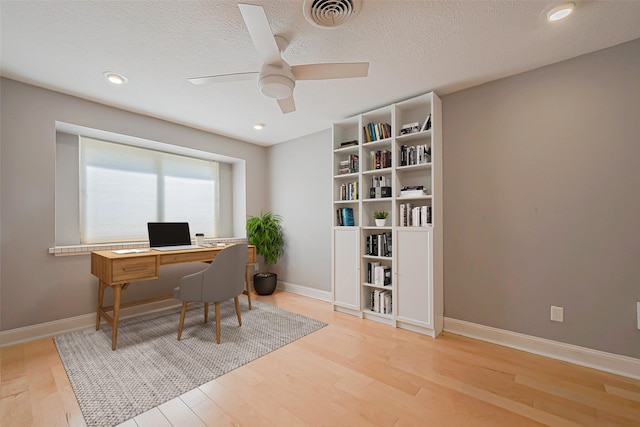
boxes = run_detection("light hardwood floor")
[2,291,639,426]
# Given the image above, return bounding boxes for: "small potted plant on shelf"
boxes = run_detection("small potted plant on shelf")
[374,211,388,227]
[245,211,284,295]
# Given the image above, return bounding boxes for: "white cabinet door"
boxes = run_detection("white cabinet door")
[332,227,360,310]
[396,228,432,328]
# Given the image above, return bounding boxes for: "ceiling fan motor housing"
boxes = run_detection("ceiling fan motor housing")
[259,63,295,99]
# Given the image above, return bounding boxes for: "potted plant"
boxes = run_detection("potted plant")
[245,211,284,295]
[374,210,388,226]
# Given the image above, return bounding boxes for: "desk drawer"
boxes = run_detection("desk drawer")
[112,257,158,282]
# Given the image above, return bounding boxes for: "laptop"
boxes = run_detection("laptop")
[147,222,202,251]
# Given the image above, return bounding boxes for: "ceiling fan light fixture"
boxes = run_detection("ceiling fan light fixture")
[259,74,294,99]
[547,2,575,22]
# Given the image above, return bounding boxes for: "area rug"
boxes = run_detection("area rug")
[54,299,327,427]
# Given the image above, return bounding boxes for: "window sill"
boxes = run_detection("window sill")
[48,238,248,256]
[48,242,149,256]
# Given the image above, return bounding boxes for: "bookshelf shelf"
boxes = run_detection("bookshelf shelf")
[362,138,392,146]
[396,163,431,171]
[396,130,431,143]
[363,282,392,289]
[362,168,392,175]
[364,310,393,321]
[334,172,359,179]
[397,195,432,201]
[334,145,359,153]
[331,91,443,338]
[362,254,391,260]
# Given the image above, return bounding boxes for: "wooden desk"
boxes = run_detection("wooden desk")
[91,244,256,350]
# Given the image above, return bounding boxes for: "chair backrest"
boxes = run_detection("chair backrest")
[201,242,248,302]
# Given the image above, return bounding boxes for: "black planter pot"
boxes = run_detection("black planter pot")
[253,272,277,295]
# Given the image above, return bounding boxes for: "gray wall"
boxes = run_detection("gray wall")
[2,38,639,359]
[0,78,267,330]
[266,129,332,293]
[442,38,640,358]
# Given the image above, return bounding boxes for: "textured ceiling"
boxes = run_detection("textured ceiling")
[2,1,640,146]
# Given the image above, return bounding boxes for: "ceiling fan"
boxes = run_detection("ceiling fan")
[188,3,369,114]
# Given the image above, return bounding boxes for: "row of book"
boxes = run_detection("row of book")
[369,175,391,199]
[363,122,392,142]
[365,232,392,257]
[400,114,431,135]
[370,289,392,314]
[399,185,427,198]
[338,181,359,201]
[369,150,392,170]
[338,154,359,175]
[366,262,391,286]
[336,207,355,226]
[399,203,432,227]
[400,144,431,166]
[370,175,390,188]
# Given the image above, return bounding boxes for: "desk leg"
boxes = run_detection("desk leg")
[245,265,252,310]
[111,284,123,351]
[96,281,106,330]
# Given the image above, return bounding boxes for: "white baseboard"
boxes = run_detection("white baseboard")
[276,281,332,302]
[0,299,181,348]
[444,317,640,380]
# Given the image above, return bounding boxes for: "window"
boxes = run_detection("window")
[80,137,219,244]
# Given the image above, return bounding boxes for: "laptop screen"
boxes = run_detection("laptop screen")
[147,222,191,247]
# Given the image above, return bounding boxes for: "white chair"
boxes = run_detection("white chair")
[173,243,248,344]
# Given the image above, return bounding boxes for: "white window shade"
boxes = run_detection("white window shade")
[80,137,219,244]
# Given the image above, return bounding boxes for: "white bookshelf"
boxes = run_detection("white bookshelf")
[331,92,443,337]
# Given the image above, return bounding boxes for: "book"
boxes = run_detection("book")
[340,139,358,147]
[363,122,391,142]
[399,189,427,197]
[341,207,355,226]
[367,261,380,283]
[421,114,431,131]
[336,207,355,226]
[400,122,420,135]
[384,291,392,314]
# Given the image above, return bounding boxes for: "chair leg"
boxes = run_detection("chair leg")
[214,302,221,344]
[204,302,209,323]
[178,302,188,340]
[245,266,252,310]
[234,296,242,326]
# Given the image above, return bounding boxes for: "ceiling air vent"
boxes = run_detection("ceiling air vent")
[303,0,362,29]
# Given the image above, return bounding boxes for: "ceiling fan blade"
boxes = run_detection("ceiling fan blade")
[238,3,282,66]
[188,72,259,85]
[277,96,296,114]
[291,62,369,80]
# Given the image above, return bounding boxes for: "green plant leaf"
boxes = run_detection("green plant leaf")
[246,210,284,267]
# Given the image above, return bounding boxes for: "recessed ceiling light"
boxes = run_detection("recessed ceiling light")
[254,123,265,130]
[104,72,128,85]
[547,2,575,22]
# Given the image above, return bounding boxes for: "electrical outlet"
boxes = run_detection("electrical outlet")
[254,263,259,272]
[551,306,564,322]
